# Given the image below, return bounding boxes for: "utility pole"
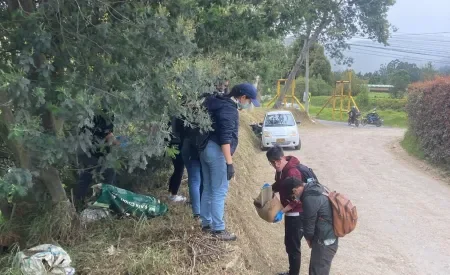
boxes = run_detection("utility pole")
[303,50,310,114]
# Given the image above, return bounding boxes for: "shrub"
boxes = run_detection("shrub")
[309,96,331,107]
[356,86,370,108]
[295,76,333,97]
[407,77,450,166]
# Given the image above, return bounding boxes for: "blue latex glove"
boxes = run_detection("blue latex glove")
[273,210,284,223]
[262,183,271,188]
[116,136,129,148]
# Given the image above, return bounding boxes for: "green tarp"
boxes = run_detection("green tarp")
[92,184,168,218]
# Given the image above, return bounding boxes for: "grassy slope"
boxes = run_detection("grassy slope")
[0,109,278,275]
[400,130,425,160]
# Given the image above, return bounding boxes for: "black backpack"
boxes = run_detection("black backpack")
[183,93,216,155]
[296,164,319,183]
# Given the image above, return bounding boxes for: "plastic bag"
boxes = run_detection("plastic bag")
[253,185,283,223]
[80,208,110,225]
[16,244,75,275]
[92,184,168,218]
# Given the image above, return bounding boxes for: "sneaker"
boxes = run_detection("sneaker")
[211,230,237,241]
[193,215,202,224]
[202,225,211,233]
[168,195,186,203]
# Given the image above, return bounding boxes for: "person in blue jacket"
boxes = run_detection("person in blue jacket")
[200,83,260,241]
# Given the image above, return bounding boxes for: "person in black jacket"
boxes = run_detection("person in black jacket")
[200,83,259,241]
[76,108,119,205]
[214,78,229,95]
[286,177,338,275]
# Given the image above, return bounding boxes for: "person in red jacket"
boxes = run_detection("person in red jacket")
[266,145,304,275]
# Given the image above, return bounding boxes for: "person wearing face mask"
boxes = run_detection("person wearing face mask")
[266,145,304,275]
[287,176,338,275]
[200,83,260,241]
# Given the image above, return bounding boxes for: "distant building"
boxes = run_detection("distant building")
[367,84,393,92]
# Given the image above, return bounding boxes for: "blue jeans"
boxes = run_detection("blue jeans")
[200,140,229,231]
[182,138,202,216]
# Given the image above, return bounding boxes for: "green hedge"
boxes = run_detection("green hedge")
[407,77,450,166]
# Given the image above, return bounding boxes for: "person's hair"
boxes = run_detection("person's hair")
[284,176,304,197]
[228,85,246,98]
[266,145,284,162]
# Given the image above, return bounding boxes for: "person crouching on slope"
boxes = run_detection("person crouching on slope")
[266,145,304,275]
[287,177,338,275]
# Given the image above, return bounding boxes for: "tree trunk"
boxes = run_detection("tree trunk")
[303,50,310,114]
[275,15,330,109]
[254,76,261,103]
[40,108,68,202]
[0,91,31,170]
[274,38,309,109]
[38,167,68,203]
[0,201,12,220]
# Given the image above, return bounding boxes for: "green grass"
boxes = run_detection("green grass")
[369,92,391,98]
[309,106,408,128]
[400,130,425,159]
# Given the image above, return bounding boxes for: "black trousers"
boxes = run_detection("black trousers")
[169,151,185,195]
[285,215,304,275]
[76,153,116,203]
[309,239,338,275]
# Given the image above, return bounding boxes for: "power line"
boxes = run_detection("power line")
[353,35,450,44]
[351,43,450,56]
[349,43,450,59]
[389,31,450,36]
[347,49,450,66]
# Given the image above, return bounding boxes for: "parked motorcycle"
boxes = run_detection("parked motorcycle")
[250,122,263,137]
[361,108,383,127]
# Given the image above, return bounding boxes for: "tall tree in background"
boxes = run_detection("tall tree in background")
[420,62,438,81]
[390,70,411,98]
[275,0,395,109]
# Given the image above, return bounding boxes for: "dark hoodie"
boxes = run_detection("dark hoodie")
[204,95,239,155]
[272,156,303,213]
[301,182,336,242]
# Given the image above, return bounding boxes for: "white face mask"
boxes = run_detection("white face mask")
[238,101,251,110]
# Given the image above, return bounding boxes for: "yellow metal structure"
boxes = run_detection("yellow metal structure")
[267,79,305,111]
[316,72,358,120]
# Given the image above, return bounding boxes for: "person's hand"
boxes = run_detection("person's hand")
[226,163,235,180]
[306,239,312,249]
[273,210,284,223]
[116,136,129,147]
[262,183,271,188]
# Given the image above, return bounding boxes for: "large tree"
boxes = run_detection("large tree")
[275,0,395,108]
[0,0,306,220]
[0,0,222,218]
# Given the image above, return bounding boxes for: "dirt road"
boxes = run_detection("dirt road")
[234,123,450,275]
